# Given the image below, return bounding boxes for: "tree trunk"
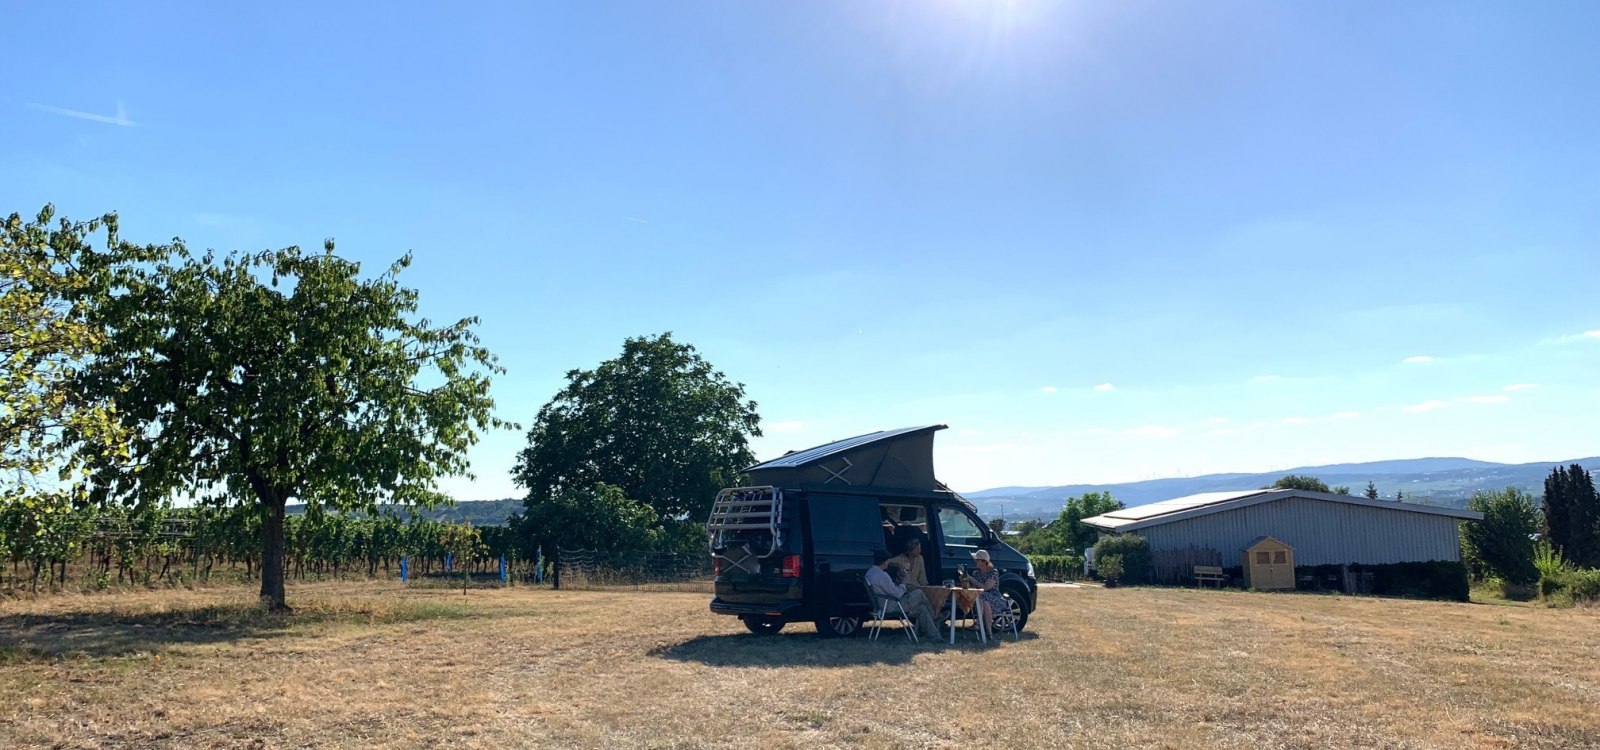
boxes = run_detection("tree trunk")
[260,496,290,612]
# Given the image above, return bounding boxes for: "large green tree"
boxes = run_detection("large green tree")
[1462,487,1541,585]
[1543,463,1599,569]
[75,240,508,610]
[512,332,760,527]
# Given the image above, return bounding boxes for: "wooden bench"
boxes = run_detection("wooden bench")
[1193,565,1228,587]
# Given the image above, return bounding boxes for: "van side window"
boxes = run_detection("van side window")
[938,507,985,547]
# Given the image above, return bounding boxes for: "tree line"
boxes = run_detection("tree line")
[1464,463,1600,604]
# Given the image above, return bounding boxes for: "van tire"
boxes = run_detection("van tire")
[1001,584,1030,632]
[814,615,862,638]
[742,616,785,635]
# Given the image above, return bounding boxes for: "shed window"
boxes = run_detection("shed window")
[1273,550,1287,564]
[1255,551,1271,565]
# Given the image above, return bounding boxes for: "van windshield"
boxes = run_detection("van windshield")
[938,507,985,548]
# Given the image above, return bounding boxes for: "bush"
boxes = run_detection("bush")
[1029,554,1083,582]
[1093,535,1152,585]
[1461,487,1540,585]
[1098,555,1124,585]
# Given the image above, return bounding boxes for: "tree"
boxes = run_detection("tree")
[1331,485,1351,496]
[1268,474,1331,493]
[1018,492,1123,556]
[1364,481,1379,500]
[1461,487,1540,585]
[1,207,137,508]
[74,241,509,610]
[988,518,1006,535]
[512,333,761,523]
[514,483,657,589]
[1543,464,1600,569]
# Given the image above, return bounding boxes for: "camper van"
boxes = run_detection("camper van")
[707,425,1037,637]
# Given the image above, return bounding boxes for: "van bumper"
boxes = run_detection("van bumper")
[709,598,803,619]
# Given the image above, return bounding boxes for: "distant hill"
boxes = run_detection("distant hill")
[286,498,522,526]
[964,456,1600,520]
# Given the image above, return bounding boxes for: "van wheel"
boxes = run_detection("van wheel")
[814,615,861,638]
[1001,585,1030,632]
[741,616,785,635]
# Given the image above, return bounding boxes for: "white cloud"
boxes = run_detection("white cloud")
[1502,384,1541,391]
[626,217,649,224]
[767,420,805,433]
[1206,428,1235,438]
[1280,417,1312,425]
[1093,383,1115,392]
[1331,411,1360,419]
[1463,395,1510,404]
[1402,400,1451,414]
[1547,330,1600,344]
[1250,375,1282,383]
[1040,386,1057,394]
[1208,417,1230,424]
[27,101,136,127]
[1402,355,1435,364]
[1123,425,1178,439]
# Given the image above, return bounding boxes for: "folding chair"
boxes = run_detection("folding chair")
[864,583,920,643]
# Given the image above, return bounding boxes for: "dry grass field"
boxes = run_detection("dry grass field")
[1,581,1597,749]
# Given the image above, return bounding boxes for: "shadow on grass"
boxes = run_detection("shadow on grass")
[658,629,1040,667]
[0,598,472,661]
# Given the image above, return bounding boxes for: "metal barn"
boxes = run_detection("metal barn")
[1082,489,1482,581]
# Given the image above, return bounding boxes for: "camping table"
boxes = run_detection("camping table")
[914,585,985,644]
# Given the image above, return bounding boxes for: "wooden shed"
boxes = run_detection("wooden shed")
[1242,536,1295,590]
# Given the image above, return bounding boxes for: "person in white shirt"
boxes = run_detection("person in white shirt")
[864,549,940,640]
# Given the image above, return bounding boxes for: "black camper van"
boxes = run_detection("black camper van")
[707,425,1037,637]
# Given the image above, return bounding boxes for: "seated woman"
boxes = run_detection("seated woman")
[962,549,1010,635]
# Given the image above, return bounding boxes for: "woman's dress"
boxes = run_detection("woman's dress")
[969,567,1009,621]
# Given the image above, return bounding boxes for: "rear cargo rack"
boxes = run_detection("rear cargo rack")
[706,486,784,564]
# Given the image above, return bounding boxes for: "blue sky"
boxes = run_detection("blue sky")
[4,1,1597,497]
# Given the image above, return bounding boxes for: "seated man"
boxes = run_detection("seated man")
[886,538,929,587]
[864,549,940,640]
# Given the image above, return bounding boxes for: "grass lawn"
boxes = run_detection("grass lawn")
[2,581,1596,749]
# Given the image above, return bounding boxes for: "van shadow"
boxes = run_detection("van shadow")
[0,606,297,661]
[657,629,1040,668]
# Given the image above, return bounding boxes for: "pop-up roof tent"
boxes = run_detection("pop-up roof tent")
[743,424,954,496]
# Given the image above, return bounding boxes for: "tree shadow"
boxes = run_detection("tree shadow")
[0,604,302,660]
[656,628,1040,668]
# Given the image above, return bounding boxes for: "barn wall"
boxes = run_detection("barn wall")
[1136,497,1463,567]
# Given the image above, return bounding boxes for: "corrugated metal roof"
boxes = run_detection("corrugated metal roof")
[1083,489,1482,533]
[745,425,947,472]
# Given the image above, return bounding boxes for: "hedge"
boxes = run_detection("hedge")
[1092,535,1152,584]
[1029,554,1084,582]
[1292,560,1470,602]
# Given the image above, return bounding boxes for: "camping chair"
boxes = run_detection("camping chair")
[864,583,920,643]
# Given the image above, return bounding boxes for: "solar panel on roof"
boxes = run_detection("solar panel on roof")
[1101,490,1270,520]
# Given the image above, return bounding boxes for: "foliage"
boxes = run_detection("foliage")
[516,483,659,557]
[1,208,147,562]
[1092,534,1152,585]
[1028,554,1083,582]
[72,239,510,610]
[988,517,1006,534]
[1330,485,1350,496]
[513,332,760,523]
[1364,481,1379,499]
[1015,492,1122,556]
[1097,554,1124,583]
[1461,487,1541,585]
[1268,474,1331,493]
[1542,463,1600,569]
